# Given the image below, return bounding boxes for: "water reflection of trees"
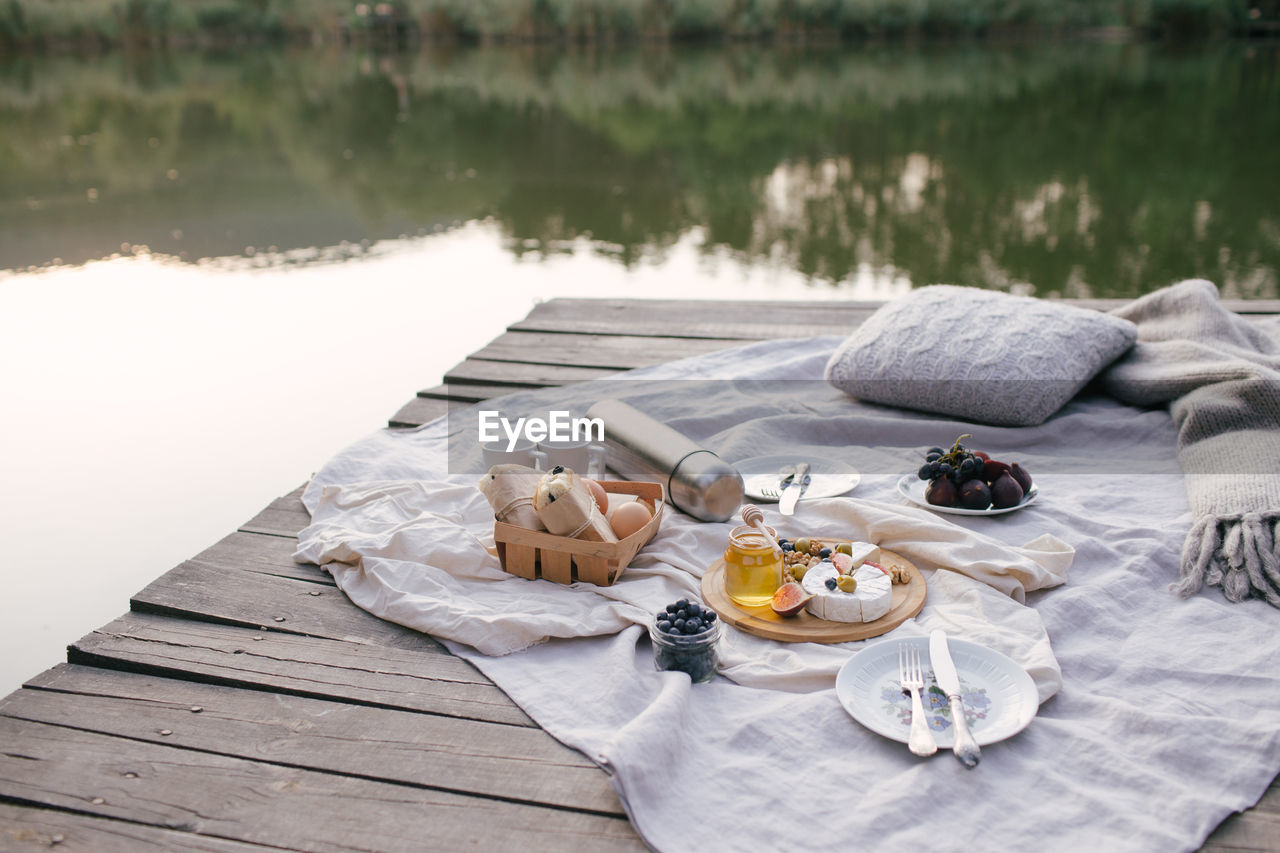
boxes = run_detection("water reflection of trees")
[0,44,1276,297]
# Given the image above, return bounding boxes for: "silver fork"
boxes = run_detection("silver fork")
[900,642,938,757]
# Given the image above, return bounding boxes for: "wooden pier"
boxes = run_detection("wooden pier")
[3,298,1279,852]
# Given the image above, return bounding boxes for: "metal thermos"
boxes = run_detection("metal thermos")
[585,399,744,522]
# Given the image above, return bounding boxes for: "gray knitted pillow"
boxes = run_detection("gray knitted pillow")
[824,285,1138,426]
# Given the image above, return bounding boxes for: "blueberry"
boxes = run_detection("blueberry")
[818,547,832,558]
[781,542,794,552]
[551,465,564,474]
[673,618,687,631]
[675,599,689,611]
[825,577,838,591]
[685,618,702,633]
[656,611,669,623]
[666,602,679,614]
[777,538,790,546]
[686,603,701,617]
[676,609,689,620]
[703,610,717,623]
[657,620,672,633]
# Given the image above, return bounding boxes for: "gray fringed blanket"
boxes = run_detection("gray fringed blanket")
[1103,279,1280,605]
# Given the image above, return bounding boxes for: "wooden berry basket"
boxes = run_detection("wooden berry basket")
[493,480,664,587]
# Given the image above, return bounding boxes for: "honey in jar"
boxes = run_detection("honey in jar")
[723,524,783,607]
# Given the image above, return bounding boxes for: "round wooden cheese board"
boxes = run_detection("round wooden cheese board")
[700,548,926,644]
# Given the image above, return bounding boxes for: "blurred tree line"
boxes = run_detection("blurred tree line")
[2,0,1276,49]
[2,45,1275,297]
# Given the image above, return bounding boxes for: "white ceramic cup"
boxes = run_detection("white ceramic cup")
[481,437,547,471]
[539,439,606,480]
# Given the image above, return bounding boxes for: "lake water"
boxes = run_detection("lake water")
[1,42,1276,694]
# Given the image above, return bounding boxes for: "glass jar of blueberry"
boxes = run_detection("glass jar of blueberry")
[650,598,720,683]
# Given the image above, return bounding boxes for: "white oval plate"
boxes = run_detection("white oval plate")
[836,636,1039,748]
[896,473,1038,516]
[737,454,861,503]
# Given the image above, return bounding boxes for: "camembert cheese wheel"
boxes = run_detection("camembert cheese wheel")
[800,561,893,623]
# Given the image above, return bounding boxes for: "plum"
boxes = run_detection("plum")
[991,472,1025,509]
[925,477,959,507]
[982,459,1011,483]
[1010,463,1033,493]
[959,479,992,510]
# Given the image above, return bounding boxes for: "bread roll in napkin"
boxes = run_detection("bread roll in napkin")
[478,464,545,531]
[534,466,617,542]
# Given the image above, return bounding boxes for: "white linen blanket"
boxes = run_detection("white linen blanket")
[295,338,1280,853]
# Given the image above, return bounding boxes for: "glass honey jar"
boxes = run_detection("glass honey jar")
[723,524,783,607]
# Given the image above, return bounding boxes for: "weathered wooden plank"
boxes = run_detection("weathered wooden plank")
[0,717,643,852]
[68,612,531,726]
[512,297,871,339]
[130,555,429,645]
[470,330,755,370]
[14,665,621,815]
[389,395,452,429]
[188,530,333,587]
[238,485,310,539]
[443,358,621,387]
[1202,808,1280,852]
[416,382,526,403]
[0,801,271,852]
[1199,774,1280,852]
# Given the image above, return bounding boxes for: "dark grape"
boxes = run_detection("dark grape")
[927,447,945,456]
[918,463,933,481]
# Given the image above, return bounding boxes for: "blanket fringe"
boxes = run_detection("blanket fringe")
[1177,513,1280,607]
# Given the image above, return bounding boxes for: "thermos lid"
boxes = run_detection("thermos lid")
[669,450,744,523]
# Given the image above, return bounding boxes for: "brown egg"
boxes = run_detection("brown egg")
[582,477,608,514]
[610,501,653,539]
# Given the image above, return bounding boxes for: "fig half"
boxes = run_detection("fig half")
[771,582,813,617]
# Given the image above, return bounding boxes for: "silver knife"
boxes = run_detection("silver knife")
[929,629,981,768]
[778,461,810,516]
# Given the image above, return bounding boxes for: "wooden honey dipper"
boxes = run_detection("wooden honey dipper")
[740,504,782,558]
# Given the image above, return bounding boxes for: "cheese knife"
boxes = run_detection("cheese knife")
[929,629,981,768]
[778,461,810,516]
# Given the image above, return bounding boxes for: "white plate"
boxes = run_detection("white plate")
[896,473,1039,516]
[737,454,861,503]
[836,636,1039,748]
